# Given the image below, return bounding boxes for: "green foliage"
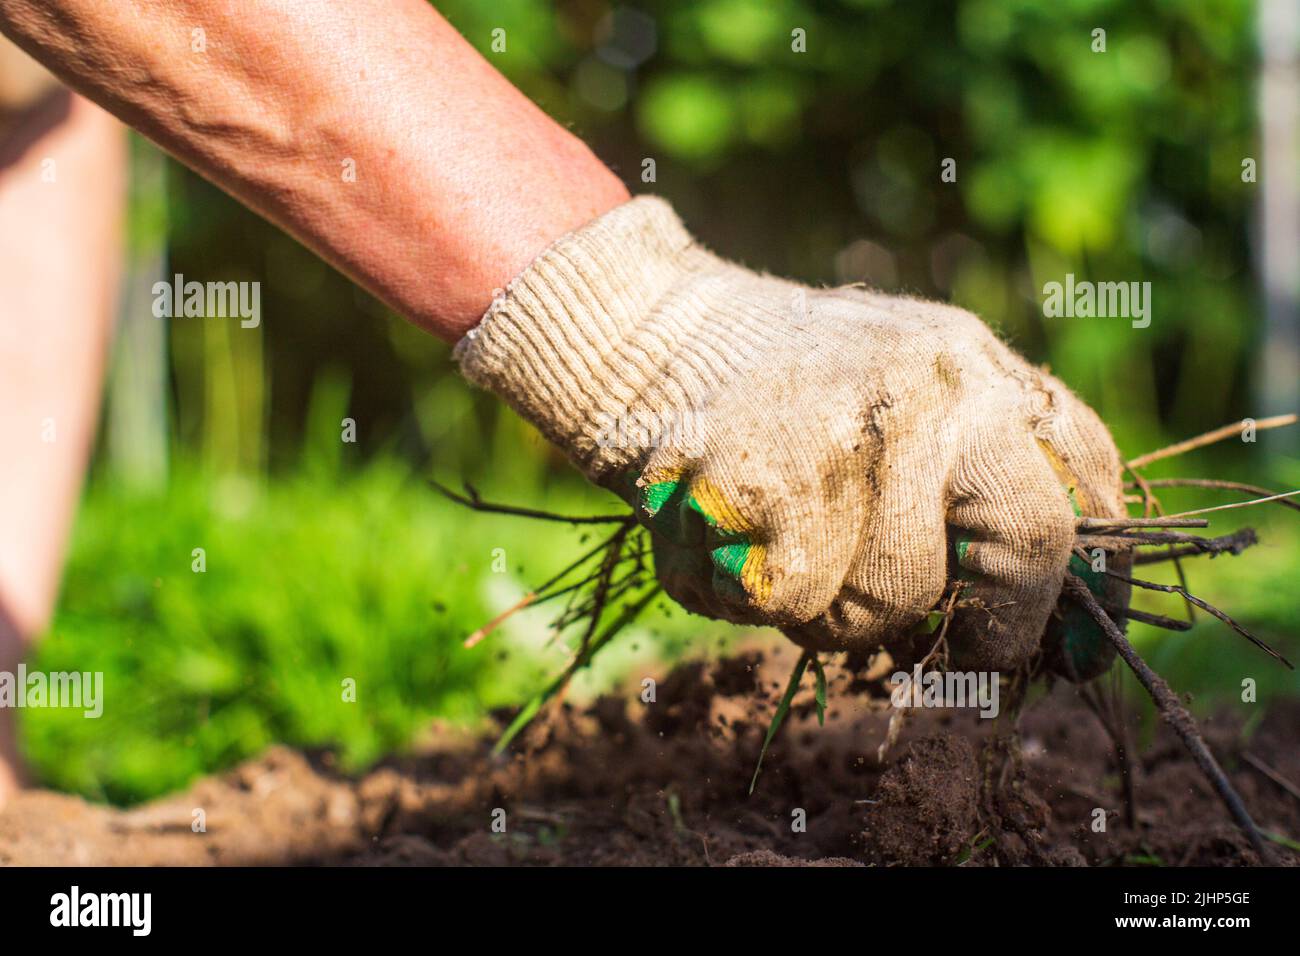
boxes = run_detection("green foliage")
[26,466,440,799]
[639,74,736,161]
[22,460,651,803]
[430,0,1263,452]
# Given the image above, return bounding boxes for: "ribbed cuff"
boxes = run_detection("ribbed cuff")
[453,196,720,476]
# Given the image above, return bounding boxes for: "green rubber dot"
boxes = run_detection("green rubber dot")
[710,541,751,579]
[950,532,980,588]
[640,479,681,517]
[1066,486,1082,517]
[1069,551,1106,595]
[914,610,947,635]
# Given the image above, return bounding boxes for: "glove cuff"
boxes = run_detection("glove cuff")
[454,195,719,477]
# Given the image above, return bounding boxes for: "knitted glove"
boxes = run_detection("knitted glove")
[455,197,1129,675]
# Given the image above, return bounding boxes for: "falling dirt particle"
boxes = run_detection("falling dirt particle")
[711,651,762,697]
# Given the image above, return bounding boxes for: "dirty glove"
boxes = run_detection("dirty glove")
[455,197,1129,675]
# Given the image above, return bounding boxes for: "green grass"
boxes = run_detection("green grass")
[20,458,732,804]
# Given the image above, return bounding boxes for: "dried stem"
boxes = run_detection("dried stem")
[462,522,639,648]
[493,584,662,755]
[1059,620,1138,830]
[1126,413,1298,469]
[1124,463,1159,518]
[1076,516,1209,530]
[1124,478,1300,515]
[1163,490,1300,519]
[1075,680,1137,829]
[1078,530,1229,551]
[573,522,635,657]
[1242,753,1300,803]
[431,479,651,754]
[1103,604,1193,632]
[1151,496,1197,622]
[464,592,537,649]
[1122,415,1292,622]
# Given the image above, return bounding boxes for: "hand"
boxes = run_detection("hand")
[457,197,1130,675]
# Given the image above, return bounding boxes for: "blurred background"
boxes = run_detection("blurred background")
[20,0,1300,802]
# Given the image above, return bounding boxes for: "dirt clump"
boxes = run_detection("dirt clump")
[863,735,979,865]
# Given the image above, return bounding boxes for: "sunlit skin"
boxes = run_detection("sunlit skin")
[0,0,629,340]
[0,0,629,804]
[0,84,125,803]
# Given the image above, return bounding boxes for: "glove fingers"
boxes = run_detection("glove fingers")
[649,535,737,623]
[1037,392,1132,680]
[945,433,1076,672]
[634,445,765,618]
[1038,386,1127,518]
[634,449,701,545]
[723,509,866,625]
[788,434,949,652]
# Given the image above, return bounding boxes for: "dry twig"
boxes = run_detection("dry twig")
[1126,414,1298,469]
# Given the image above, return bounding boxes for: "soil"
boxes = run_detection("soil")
[2,647,1297,866]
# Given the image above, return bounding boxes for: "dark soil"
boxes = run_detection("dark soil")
[2,648,1297,866]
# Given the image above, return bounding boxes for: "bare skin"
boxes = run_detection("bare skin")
[0,0,630,340]
[0,1,630,804]
[0,81,125,801]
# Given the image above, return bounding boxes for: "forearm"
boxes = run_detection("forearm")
[0,0,629,340]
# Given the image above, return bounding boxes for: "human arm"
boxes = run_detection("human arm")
[0,0,629,340]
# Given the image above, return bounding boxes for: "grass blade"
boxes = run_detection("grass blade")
[492,585,661,755]
[812,655,827,727]
[749,651,812,795]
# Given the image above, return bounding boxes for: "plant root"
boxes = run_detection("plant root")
[1102,569,1293,669]
[1130,528,1259,565]
[1063,574,1274,864]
